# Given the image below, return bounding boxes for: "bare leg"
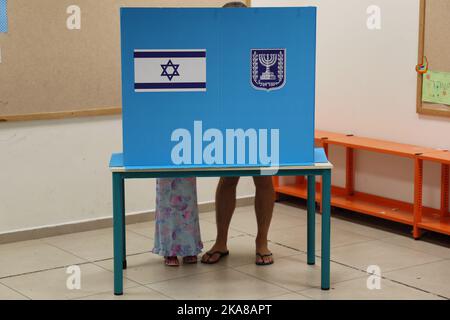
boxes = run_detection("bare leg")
[253,176,275,265]
[201,177,240,263]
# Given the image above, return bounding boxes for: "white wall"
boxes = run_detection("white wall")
[254,0,449,208]
[0,116,255,234]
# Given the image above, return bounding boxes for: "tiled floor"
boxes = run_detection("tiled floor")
[0,202,449,300]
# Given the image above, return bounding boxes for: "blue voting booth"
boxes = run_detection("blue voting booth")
[120,7,316,168]
[110,7,332,296]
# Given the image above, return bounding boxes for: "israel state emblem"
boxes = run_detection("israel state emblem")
[251,49,286,91]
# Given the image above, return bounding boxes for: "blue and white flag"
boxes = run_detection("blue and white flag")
[134,49,206,92]
[0,0,7,33]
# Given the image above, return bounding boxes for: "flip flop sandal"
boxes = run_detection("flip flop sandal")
[255,253,274,266]
[183,256,198,264]
[201,251,229,264]
[164,256,179,267]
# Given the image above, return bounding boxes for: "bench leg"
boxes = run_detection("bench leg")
[307,175,316,265]
[113,173,124,296]
[321,169,331,290]
[413,158,423,239]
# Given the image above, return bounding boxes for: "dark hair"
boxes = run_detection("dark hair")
[223,2,247,8]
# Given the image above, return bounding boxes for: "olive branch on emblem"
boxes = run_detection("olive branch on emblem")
[252,52,259,83]
[277,52,284,83]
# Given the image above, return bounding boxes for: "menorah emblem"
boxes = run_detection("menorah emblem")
[251,49,286,91]
[259,54,278,81]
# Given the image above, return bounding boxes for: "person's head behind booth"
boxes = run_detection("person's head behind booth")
[223,2,247,8]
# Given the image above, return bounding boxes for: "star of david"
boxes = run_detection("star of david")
[160,60,180,81]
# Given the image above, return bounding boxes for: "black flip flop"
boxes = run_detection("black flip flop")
[255,253,274,266]
[201,251,229,264]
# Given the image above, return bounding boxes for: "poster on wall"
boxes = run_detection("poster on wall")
[0,0,7,33]
[422,70,450,107]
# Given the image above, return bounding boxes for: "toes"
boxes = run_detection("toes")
[207,253,219,263]
[264,256,273,264]
[201,253,211,262]
[255,253,274,265]
[165,257,179,266]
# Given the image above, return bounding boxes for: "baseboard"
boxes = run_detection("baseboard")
[0,196,255,245]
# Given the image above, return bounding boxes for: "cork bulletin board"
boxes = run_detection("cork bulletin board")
[417,0,450,117]
[0,0,250,122]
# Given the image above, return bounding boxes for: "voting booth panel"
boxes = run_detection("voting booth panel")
[120,7,317,169]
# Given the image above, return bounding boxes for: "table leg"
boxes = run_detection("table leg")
[307,175,316,265]
[113,173,124,295]
[321,169,331,290]
[121,178,127,270]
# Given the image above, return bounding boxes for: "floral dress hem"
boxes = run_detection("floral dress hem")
[151,244,204,257]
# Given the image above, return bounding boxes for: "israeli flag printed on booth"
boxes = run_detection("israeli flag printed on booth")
[134,49,207,92]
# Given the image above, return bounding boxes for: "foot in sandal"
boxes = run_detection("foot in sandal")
[201,243,229,264]
[255,240,274,266]
[255,252,274,266]
[201,244,230,264]
[164,256,179,267]
[201,251,229,264]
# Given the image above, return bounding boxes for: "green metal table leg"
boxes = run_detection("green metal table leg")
[321,169,331,290]
[307,175,316,265]
[113,173,124,295]
[121,178,127,270]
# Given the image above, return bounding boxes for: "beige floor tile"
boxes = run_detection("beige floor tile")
[146,269,290,300]
[2,200,447,301]
[268,223,374,252]
[228,209,308,235]
[76,285,171,300]
[199,206,253,223]
[127,218,244,243]
[381,235,450,259]
[0,283,29,300]
[262,292,312,300]
[330,240,443,273]
[201,203,312,224]
[274,203,311,219]
[126,221,155,239]
[299,277,443,300]
[200,220,245,242]
[41,228,152,262]
[0,240,85,278]
[1,263,139,300]
[202,235,299,268]
[199,210,217,222]
[235,253,366,291]
[330,218,397,240]
[95,252,225,285]
[384,260,450,298]
[200,206,253,224]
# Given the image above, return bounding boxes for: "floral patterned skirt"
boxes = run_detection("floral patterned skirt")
[152,178,203,257]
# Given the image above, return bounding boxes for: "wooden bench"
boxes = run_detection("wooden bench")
[273,130,449,239]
